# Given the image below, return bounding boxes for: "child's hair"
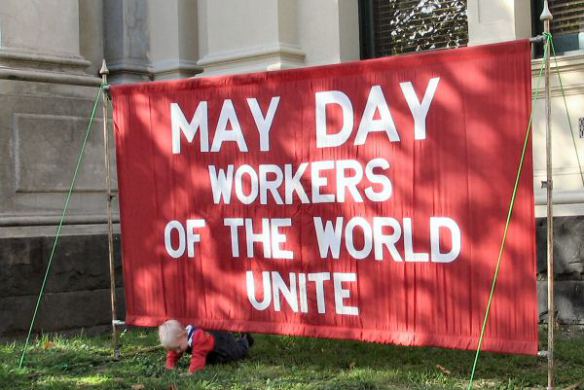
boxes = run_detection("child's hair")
[158,319,185,349]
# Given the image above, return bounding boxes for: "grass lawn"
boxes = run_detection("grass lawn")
[1,326,583,389]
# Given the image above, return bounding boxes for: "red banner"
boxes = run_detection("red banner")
[111,40,537,355]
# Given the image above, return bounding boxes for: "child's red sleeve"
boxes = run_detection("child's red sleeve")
[166,350,183,369]
[189,329,215,373]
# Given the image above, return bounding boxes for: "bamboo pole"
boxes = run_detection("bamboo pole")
[100,60,121,360]
[540,2,554,389]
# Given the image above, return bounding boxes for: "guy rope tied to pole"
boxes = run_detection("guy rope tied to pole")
[18,65,121,367]
[18,87,104,368]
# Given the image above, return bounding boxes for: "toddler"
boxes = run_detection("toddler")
[158,319,254,374]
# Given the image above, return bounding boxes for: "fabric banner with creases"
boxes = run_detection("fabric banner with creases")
[111,39,537,355]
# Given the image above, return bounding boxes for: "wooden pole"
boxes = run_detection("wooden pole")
[540,2,554,389]
[100,60,121,360]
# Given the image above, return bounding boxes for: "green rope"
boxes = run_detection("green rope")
[467,37,550,389]
[18,85,104,368]
[549,37,584,188]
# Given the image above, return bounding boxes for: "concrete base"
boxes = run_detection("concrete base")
[0,288,125,337]
[0,233,124,337]
[536,216,584,324]
[536,216,584,276]
[538,281,584,324]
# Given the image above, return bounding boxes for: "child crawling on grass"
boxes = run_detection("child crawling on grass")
[158,319,254,374]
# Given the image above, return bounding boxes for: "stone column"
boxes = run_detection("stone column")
[80,0,105,77]
[466,0,532,46]
[104,0,151,83]
[197,0,305,76]
[104,0,200,82]
[148,0,201,80]
[0,0,96,82]
[298,0,360,66]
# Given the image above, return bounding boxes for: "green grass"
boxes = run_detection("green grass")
[1,327,583,389]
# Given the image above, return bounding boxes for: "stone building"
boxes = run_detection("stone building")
[0,0,582,336]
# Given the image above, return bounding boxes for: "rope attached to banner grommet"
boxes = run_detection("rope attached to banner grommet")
[466,35,551,389]
[18,85,104,369]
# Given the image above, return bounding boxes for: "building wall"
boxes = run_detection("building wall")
[0,0,122,337]
[0,0,582,336]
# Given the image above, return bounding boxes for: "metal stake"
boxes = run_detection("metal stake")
[540,2,554,389]
[100,60,121,360]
